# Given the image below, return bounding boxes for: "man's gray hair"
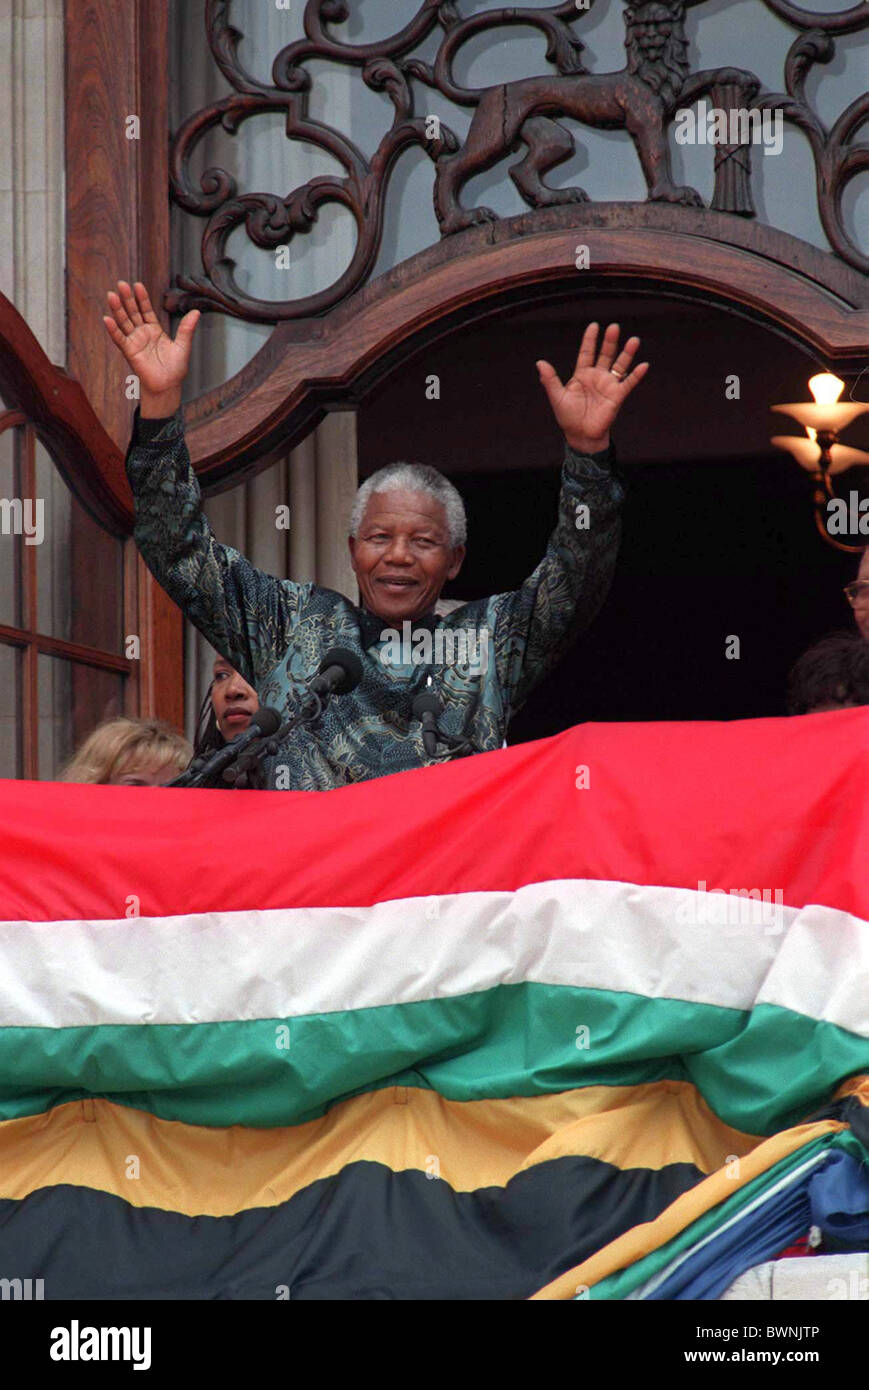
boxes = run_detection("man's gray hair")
[350,462,467,548]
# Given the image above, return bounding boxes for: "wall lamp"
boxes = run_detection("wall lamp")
[771,374,869,553]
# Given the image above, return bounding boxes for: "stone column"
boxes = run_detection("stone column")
[0,0,66,366]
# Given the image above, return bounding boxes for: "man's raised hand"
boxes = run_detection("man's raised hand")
[103,281,200,418]
[537,322,648,455]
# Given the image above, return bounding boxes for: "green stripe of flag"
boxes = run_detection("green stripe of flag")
[0,986,865,1132]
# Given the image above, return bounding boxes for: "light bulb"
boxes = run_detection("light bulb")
[808,373,845,406]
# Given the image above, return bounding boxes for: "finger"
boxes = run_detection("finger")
[106,286,134,332]
[574,322,599,374]
[110,284,137,335]
[118,280,144,329]
[536,359,564,410]
[619,361,650,396]
[132,281,159,325]
[102,315,125,345]
[609,335,641,380]
[595,323,621,372]
[175,309,201,343]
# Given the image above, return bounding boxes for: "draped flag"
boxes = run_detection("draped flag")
[0,709,867,1300]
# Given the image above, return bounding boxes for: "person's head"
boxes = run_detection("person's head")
[193,658,260,757]
[786,632,869,715]
[846,549,869,641]
[210,657,259,741]
[62,718,192,786]
[348,463,466,624]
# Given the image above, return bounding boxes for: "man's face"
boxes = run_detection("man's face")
[855,550,869,641]
[348,488,465,624]
[211,659,260,740]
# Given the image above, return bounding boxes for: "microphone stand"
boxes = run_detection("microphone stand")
[222,696,323,789]
[167,689,327,790]
[225,687,339,787]
[427,732,478,762]
[412,688,477,764]
[170,652,362,789]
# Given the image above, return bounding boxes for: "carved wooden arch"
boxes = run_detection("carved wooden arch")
[2,211,866,528]
[183,205,869,492]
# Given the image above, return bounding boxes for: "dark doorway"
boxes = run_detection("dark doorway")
[357,295,865,739]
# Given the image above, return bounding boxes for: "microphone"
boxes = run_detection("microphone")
[185,706,282,787]
[412,690,442,757]
[309,648,364,698]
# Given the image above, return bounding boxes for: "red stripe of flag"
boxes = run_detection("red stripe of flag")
[1,710,866,923]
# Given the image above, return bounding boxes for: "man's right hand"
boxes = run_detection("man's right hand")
[103,280,200,418]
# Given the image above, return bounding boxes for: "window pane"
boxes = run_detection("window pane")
[0,422,21,627]
[34,439,124,651]
[38,654,125,781]
[0,643,22,779]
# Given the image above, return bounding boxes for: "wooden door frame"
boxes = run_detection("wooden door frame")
[65,0,182,729]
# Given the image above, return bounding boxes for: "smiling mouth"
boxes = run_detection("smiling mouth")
[379,578,418,588]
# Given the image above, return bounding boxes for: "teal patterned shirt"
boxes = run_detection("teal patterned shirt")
[126,408,624,790]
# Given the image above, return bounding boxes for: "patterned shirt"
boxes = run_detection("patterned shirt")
[126,408,624,790]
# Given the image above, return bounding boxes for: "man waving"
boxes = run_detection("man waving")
[106,281,647,790]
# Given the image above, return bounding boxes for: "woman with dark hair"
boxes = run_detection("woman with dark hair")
[786,633,869,715]
[193,657,261,758]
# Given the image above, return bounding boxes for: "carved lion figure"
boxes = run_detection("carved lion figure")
[434,0,704,235]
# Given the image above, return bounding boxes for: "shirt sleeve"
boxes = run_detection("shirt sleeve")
[124,406,309,687]
[491,442,624,715]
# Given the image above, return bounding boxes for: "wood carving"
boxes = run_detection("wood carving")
[167,0,868,321]
[428,0,757,232]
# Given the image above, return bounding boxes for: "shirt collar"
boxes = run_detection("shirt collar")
[358,605,440,649]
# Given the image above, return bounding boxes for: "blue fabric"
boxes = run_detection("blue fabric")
[644,1148,869,1299]
[644,1164,814,1300]
[809,1150,869,1250]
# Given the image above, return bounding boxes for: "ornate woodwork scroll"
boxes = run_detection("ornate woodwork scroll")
[168,0,869,326]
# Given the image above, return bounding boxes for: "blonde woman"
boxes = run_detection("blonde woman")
[61,718,192,787]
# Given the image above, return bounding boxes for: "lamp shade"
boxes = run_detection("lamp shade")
[771,435,869,475]
[770,401,869,433]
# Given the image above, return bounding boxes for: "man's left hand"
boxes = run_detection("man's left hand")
[537,322,648,455]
